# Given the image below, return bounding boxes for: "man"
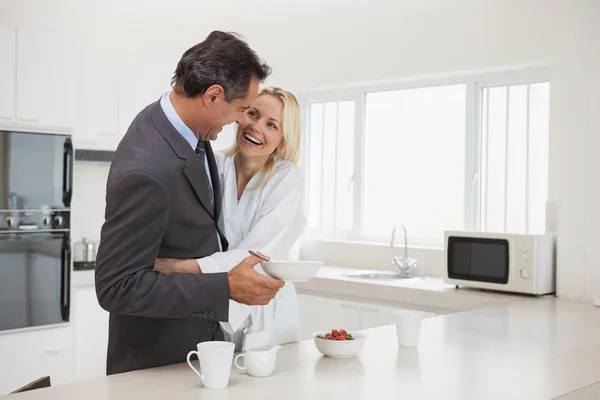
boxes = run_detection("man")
[94,31,284,376]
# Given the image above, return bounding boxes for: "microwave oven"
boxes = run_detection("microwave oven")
[443,231,556,295]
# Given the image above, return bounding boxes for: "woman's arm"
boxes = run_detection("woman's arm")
[153,164,306,274]
[199,165,305,273]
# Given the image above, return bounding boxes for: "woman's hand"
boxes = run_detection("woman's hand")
[153,258,200,274]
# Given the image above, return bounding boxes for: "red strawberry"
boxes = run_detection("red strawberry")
[335,335,346,340]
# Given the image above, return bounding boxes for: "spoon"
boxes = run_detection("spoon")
[248,250,271,262]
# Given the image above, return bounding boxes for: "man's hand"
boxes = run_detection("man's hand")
[228,255,284,305]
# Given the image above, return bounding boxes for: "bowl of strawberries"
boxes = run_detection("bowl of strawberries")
[313,329,365,358]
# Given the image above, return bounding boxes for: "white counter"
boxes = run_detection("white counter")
[295,266,532,312]
[6,295,600,399]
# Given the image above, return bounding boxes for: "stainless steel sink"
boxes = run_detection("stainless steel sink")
[343,271,418,280]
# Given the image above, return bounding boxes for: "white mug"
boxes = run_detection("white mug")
[234,345,281,377]
[394,310,423,347]
[186,341,235,389]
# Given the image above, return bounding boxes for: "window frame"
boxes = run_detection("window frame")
[298,67,550,247]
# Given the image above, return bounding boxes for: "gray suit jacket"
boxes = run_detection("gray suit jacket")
[95,100,230,375]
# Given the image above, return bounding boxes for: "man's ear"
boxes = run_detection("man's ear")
[204,85,225,104]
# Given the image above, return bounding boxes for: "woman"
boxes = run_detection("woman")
[153,86,305,351]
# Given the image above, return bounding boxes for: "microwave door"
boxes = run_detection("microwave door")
[0,232,70,331]
[447,237,510,284]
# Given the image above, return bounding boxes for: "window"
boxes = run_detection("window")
[478,82,550,234]
[363,84,466,245]
[301,70,550,247]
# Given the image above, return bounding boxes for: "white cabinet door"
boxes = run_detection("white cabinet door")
[74,48,118,150]
[0,25,16,123]
[359,303,399,330]
[117,57,173,142]
[73,286,109,381]
[360,303,437,330]
[16,28,78,129]
[296,294,360,340]
[0,325,73,395]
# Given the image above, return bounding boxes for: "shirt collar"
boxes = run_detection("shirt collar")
[159,91,198,150]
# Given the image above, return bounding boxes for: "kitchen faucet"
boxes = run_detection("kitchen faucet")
[390,225,418,277]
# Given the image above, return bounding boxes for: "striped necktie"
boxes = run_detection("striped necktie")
[195,140,214,206]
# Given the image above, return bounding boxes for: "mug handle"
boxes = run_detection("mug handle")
[234,353,246,370]
[186,351,204,383]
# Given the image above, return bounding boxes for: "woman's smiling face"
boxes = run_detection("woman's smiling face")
[235,94,284,159]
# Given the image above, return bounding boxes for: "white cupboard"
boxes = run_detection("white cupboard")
[0,24,176,148]
[360,303,436,330]
[15,28,78,129]
[0,325,73,395]
[74,48,119,150]
[117,57,173,141]
[72,286,109,381]
[297,293,438,340]
[297,293,361,340]
[0,25,16,123]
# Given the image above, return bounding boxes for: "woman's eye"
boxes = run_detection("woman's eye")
[268,123,277,129]
[247,111,257,119]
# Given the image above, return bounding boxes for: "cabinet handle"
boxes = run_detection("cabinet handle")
[340,303,357,309]
[0,116,12,121]
[18,117,39,124]
[361,307,380,313]
[45,348,66,354]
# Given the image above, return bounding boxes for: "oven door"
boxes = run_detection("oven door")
[0,232,70,331]
[0,131,73,211]
[447,236,510,284]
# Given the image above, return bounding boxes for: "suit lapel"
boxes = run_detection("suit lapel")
[148,102,215,219]
[182,157,215,220]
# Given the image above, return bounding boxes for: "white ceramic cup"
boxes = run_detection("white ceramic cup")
[186,341,235,389]
[394,310,423,347]
[234,345,281,377]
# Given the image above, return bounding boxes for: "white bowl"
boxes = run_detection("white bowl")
[313,331,365,358]
[260,260,324,282]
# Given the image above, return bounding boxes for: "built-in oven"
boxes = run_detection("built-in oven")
[0,130,72,331]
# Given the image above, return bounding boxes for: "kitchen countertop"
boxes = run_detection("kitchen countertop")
[294,266,533,312]
[6,296,600,399]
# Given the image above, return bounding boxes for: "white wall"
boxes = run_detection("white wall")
[0,0,553,92]
[70,162,109,241]
[549,0,600,301]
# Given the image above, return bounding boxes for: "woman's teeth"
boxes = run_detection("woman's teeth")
[244,133,263,145]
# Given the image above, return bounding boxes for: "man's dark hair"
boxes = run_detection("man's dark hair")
[171,31,271,102]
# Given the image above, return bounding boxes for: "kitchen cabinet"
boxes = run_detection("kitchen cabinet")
[360,303,436,330]
[16,28,78,129]
[297,293,438,340]
[74,48,119,150]
[0,25,16,123]
[297,294,361,340]
[117,57,173,141]
[0,325,73,395]
[73,286,109,381]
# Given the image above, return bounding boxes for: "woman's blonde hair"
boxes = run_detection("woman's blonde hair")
[226,86,302,184]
